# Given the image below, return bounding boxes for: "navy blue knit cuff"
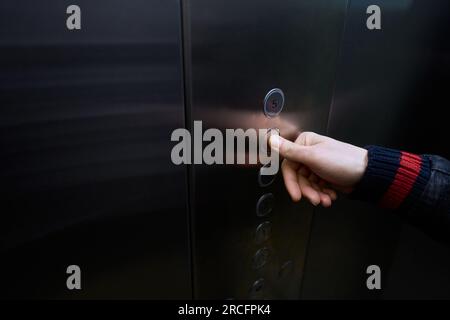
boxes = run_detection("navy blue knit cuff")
[351,145,431,210]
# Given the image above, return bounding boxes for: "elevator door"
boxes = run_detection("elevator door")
[184,0,348,299]
[0,0,190,298]
[303,0,450,299]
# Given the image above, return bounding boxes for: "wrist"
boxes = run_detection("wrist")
[355,147,369,183]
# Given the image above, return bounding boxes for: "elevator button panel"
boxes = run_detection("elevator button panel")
[263,88,285,117]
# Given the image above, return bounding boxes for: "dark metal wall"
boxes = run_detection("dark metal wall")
[184,0,348,299]
[302,0,450,299]
[1,0,449,300]
[0,0,191,298]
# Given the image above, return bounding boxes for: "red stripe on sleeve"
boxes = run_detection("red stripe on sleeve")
[379,152,422,209]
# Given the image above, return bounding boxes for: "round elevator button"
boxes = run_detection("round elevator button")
[249,278,265,299]
[263,88,285,117]
[255,221,272,244]
[258,164,277,187]
[256,193,274,217]
[279,260,294,278]
[252,247,270,269]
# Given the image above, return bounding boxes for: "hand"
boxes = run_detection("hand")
[269,132,368,207]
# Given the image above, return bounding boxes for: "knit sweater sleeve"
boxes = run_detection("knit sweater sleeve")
[351,145,431,210]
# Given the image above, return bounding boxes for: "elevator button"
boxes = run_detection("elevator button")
[252,247,270,269]
[258,164,277,187]
[263,88,285,117]
[279,260,294,278]
[249,278,265,299]
[255,221,271,244]
[256,193,274,217]
[260,127,280,154]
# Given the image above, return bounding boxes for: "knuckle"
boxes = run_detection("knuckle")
[304,132,317,145]
[296,132,308,143]
[297,131,316,145]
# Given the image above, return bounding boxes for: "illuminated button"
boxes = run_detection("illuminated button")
[252,247,270,269]
[249,278,265,299]
[256,193,274,217]
[255,221,271,244]
[263,88,285,117]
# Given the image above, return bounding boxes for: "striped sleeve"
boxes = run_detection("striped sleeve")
[352,146,431,210]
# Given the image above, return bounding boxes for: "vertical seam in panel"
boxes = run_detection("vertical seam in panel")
[300,0,351,299]
[325,0,351,135]
[179,0,196,299]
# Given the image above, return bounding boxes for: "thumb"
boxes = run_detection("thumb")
[269,135,312,164]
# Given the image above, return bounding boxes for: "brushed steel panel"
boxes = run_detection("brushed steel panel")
[184,0,348,299]
[0,0,190,298]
